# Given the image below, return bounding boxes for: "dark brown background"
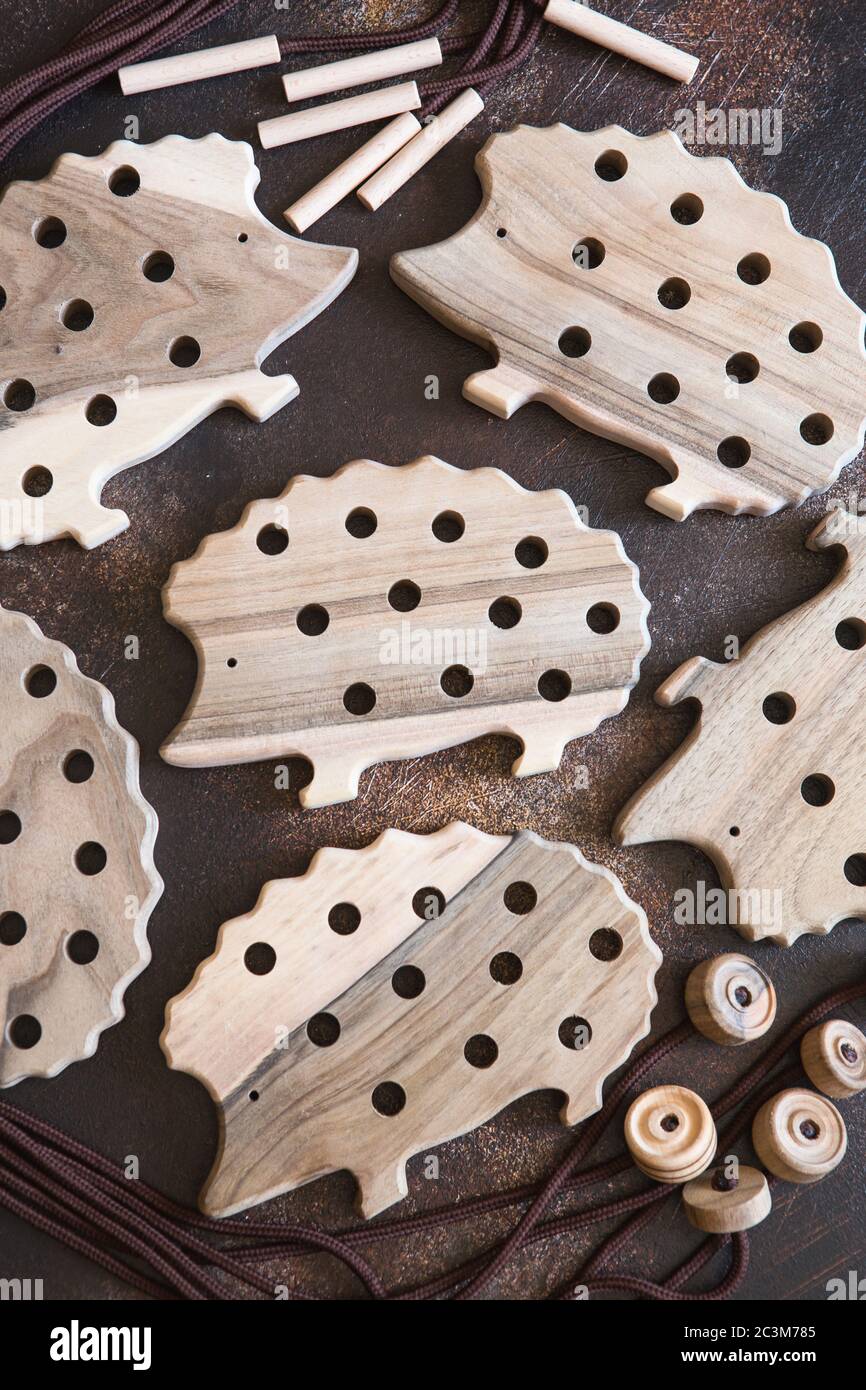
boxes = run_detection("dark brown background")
[1,0,864,1300]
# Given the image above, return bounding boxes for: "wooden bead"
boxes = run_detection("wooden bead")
[685,954,776,1046]
[752,1089,847,1184]
[683,1164,772,1233]
[624,1085,716,1184]
[801,1020,866,1100]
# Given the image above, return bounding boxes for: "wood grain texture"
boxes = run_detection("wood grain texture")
[160,455,650,807]
[391,123,866,521]
[162,823,661,1218]
[0,134,357,550]
[624,1084,716,1182]
[616,508,866,946]
[752,1088,847,1183]
[800,1020,866,1100]
[0,604,161,1087]
[683,1164,771,1233]
[684,953,776,1045]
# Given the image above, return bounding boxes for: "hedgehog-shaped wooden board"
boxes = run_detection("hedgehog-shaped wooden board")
[0,605,162,1085]
[159,455,650,807]
[615,509,866,945]
[391,124,866,522]
[162,823,660,1218]
[0,134,357,549]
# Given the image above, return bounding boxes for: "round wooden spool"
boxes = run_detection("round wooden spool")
[752,1088,847,1184]
[684,953,776,1046]
[800,1020,866,1100]
[624,1084,716,1183]
[683,1164,772,1233]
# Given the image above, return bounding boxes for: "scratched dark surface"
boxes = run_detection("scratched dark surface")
[0,0,864,1301]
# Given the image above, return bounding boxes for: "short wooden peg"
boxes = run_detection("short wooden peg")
[119,35,281,96]
[284,114,422,233]
[543,0,699,83]
[259,82,422,150]
[357,87,485,211]
[282,38,442,103]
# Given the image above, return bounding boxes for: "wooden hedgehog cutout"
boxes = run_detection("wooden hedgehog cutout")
[391,124,866,522]
[160,455,650,807]
[162,824,660,1218]
[616,509,866,945]
[0,134,357,549]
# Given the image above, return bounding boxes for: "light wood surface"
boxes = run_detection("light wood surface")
[284,113,422,234]
[0,604,161,1087]
[0,134,357,551]
[800,1020,866,1100]
[160,455,650,808]
[357,88,485,211]
[258,82,421,150]
[624,1084,716,1183]
[752,1088,847,1183]
[544,0,699,84]
[391,123,866,521]
[616,508,866,945]
[162,824,661,1218]
[118,35,281,95]
[683,1164,772,1232]
[282,38,441,103]
[685,954,776,1045]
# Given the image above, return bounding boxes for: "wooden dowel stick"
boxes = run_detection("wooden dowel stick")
[284,114,423,233]
[283,38,442,104]
[258,81,421,151]
[357,88,485,212]
[118,35,281,96]
[543,0,699,84]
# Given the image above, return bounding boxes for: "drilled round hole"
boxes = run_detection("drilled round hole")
[762,691,795,724]
[801,774,835,807]
[503,881,537,915]
[0,913,26,946]
[726,352,759,384]
[558,1016,592,1051]
[843,854,866,887]
[63,750,94,783]
[594,149,627,181]
[169,336,201,368]
[256,524,288,554]
[343,682,376,715]
[572,237,605,269]
[244,941,276,974]
[85,394,117,427]
[488,596,522,629]
[34,216,66,248]
[61,298,94,332]
[737,253,770,285]
[496,226,507,238]
[647,372,680,404]
[9,1015,41,1049]
[464,1034,498,1068]
[799,1118,820,1140]
[4,379,36,412]
[249,1090,259,1102]
[441,664,473,698]
[661,1113,680,1133]
[658,277,691,310]
[75,841,106,876]
[226,657,237,669]
[143,250,175,282]
[67,930,99,965]
[841,1041,859,1065]
[538,669,571,702]
[22,467,52,497]
[392,965,426,999]
[589,928,623,961]
[490,951,523,985]
[800,413,834,446]
[238,232,249,243]
[346,506,377,538]
[307,1012,340,1047]
[515,536,548,569]
[25,665,56,698]
[372,1081,405,1116]
[717,436,751,469]
[431,510,464,543]
[734,985,752,1007]
[789,321,822,353]
[670,193,704,225]
[388,580,421,612]
[329,902,361,935]
[412,886,445,921]
[296,604,329,636]
[109,165,140,197]
[558,326,592,357]
[835,618,866,650]
[730,826,741,837]
[0,811,21,844]
[586,602,620,634]
[0,286,5,312]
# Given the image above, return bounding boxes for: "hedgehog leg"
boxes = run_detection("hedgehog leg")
[300,757,365,809]
[355,1163,408,1220]
[0,491,130,551]
[463,361,539,419]
[511,730,568,778]
[222,368,300,423]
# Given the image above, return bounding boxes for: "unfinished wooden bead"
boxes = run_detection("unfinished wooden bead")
[683,1164,772,1233]
[624,1085,716,1183]
[752,1088,847,1183]
[685,954,776,1046]
[801,1020,866,1100]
